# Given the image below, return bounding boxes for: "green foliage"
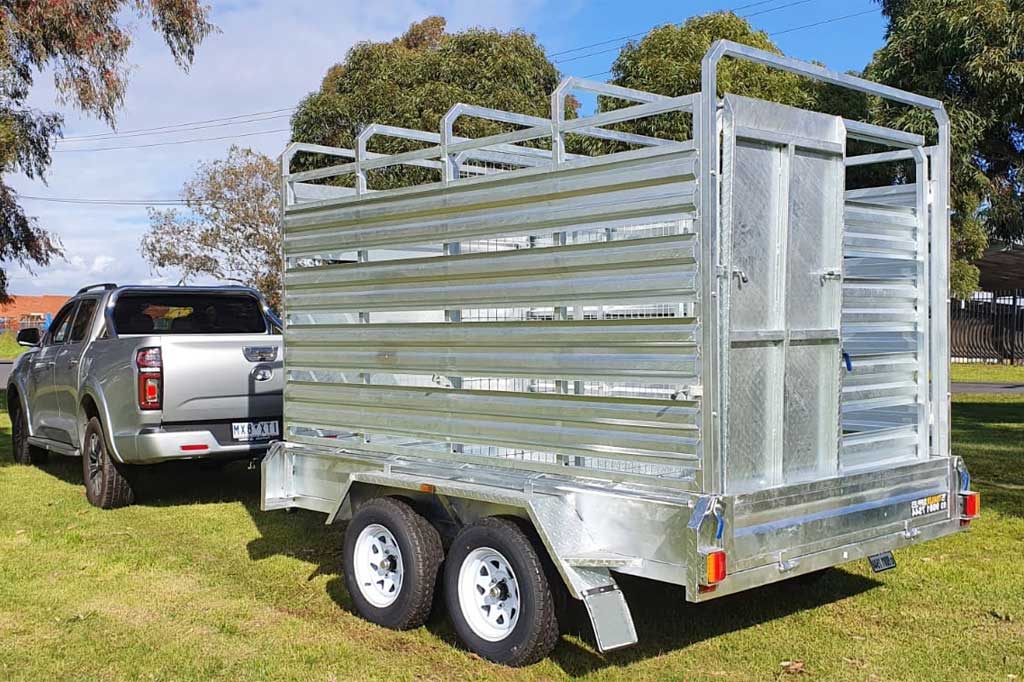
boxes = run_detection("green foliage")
[0,331,27,359]
[868,0,1024,296]
[595,13,816,143]
[289,17,568,189]
[0,1,214,302]
[611,12,814,102]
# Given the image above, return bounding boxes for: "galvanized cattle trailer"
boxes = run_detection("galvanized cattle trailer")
[263,41,979,665]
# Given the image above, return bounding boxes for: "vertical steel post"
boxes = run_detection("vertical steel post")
[699,45,725,495]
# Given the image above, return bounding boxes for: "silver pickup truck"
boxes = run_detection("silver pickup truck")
[6,284,283,508]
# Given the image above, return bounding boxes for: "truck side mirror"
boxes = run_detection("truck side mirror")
[16,327,41,347]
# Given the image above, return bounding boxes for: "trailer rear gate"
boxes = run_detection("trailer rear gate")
[263,41,973,662]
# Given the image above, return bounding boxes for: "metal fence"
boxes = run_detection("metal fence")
[951,290,1023,364]
[0,314,49,334]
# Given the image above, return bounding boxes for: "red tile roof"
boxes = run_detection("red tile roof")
[0,295,69,326]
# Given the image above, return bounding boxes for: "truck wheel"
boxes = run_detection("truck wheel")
[82,417,134,509]
[342,497,442,630]
[444,517,560,667]
[10,399,47,465]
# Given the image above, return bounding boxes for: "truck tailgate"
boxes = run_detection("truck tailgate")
[727,458,957,575]
[159,335,283,422]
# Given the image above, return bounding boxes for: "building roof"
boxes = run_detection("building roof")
[0,294,69,321]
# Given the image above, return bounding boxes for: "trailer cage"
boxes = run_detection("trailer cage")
[262,41,977,665]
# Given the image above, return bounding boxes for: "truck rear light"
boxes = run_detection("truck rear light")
[180,444,209,452]
[960,491,980,522]
[703,550,727,586]
[136,347,162,410]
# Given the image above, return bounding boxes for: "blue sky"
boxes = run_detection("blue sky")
[5,0,888,295]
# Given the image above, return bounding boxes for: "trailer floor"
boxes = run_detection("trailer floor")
[0,390,1021,681]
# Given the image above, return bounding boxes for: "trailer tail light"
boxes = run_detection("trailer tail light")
[703,550,727,587]
[960,491,980,525]
[136,347,162,410]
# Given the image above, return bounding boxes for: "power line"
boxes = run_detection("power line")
[553,0,820,64]
[17,194,202,205]
[547,0,784,57]
[60,107,295,141]
[769,7,876,36]
[742,0,814,19]
[36,1,831,150]
[582,6,878,80]
[52,128,289,153]
[56,113,292,144]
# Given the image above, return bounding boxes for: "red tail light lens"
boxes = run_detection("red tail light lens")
[703,550,727,585]
[136,347,162,410]
[961,491,980,519]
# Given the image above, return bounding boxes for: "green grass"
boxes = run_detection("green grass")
[1,391,1022,681]
[0,332,26,360]
[950,363,1024,384]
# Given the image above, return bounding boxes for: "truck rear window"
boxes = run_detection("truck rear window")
[113,293,267,335]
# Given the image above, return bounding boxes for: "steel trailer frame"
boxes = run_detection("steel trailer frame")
[263,41,973,657]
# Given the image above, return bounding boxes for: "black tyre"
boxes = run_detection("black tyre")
[342,497,443,630]
[10,397,47,465]
[444,517,560,667]
[82,417,134,509]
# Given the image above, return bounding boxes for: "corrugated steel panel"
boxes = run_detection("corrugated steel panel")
[285,234,697,313]
[283,146,698,257]
[286,345,698,383]
[286,317,698,347]
[841,188,925,465]
[280,144,703,488]
[286,382,700,462]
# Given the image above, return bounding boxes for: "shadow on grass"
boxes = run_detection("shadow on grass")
[546,570,880,676]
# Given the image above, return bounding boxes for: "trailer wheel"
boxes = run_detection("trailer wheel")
[342,497,442,630]
[444,517,560,667]
[82,417,134,509]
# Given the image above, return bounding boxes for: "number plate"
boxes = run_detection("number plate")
[231,420,280,442]
[868,551,897,573]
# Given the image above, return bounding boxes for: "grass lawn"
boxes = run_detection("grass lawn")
[950,363,1024,384]
[0,332,25,360]
[0,391,1022,681]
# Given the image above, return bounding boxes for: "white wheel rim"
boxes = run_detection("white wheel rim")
[457,547,521,642]
[352,523,404,608]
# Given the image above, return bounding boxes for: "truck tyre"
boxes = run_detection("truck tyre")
[342,496,442,630]
[10,398,47,465]
[444,517,560,667]
[82,417,134,509]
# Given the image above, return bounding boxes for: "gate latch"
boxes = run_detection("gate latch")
[819,269,842,285]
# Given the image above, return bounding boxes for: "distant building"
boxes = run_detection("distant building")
[0,295,69,333]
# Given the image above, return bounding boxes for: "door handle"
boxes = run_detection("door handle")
[68,358,79,367]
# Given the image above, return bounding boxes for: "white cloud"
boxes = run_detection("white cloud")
[3,0,550,295]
